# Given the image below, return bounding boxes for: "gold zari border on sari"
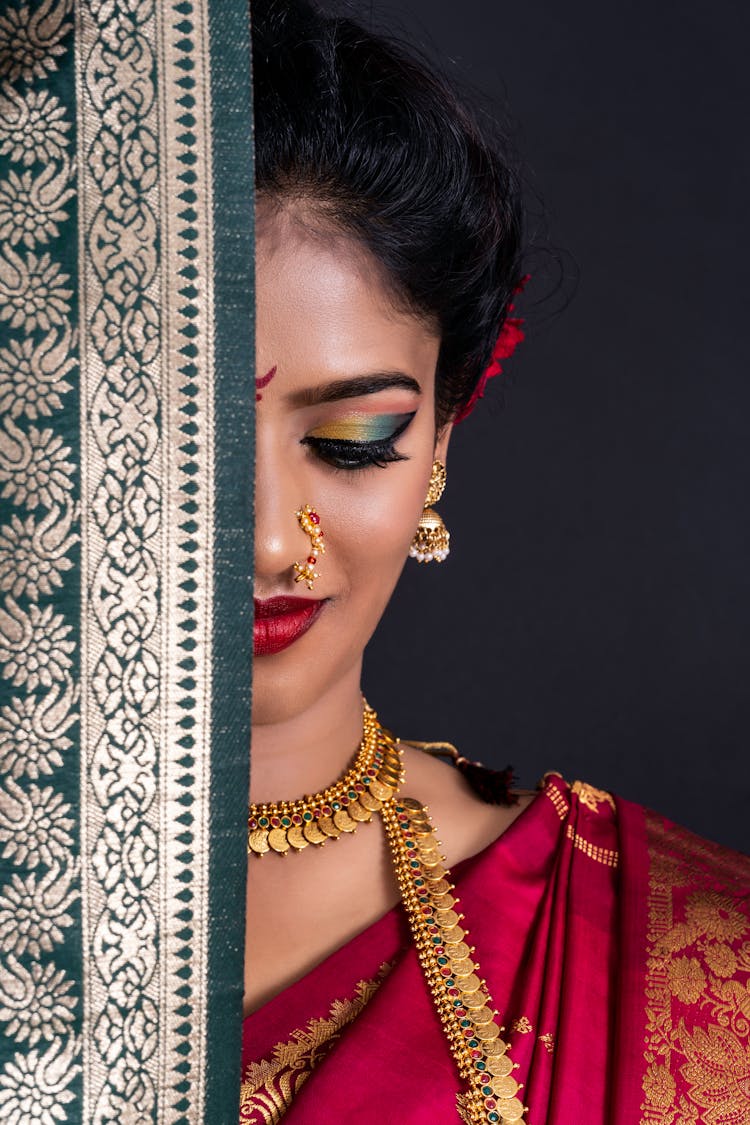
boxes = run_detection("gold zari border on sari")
[640,812,750,1125]
[239,964,392,1124]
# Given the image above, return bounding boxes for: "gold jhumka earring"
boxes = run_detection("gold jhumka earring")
[409,460,450,563]
[292,504,325,589]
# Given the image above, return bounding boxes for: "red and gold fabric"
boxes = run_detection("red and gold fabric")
[240,774,750,1124]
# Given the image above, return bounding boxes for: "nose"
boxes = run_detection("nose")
[254,432,310,592]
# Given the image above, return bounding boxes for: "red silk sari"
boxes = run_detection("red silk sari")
[240,775,750,1124]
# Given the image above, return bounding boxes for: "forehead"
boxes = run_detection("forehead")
[255,207,440,389]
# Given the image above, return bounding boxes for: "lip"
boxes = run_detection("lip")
[253,596,325,656]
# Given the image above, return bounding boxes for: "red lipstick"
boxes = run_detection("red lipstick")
[253,596,324,656]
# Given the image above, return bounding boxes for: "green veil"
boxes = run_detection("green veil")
[0,0,255,1120]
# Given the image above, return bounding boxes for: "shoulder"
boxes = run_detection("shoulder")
[399,743,534,868]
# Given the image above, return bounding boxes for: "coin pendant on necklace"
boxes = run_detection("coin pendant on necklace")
[287,826,309,851]
[303,821,327,845]
[268,828,290,854]
[368,778,395,801]
[248,829,270,855]
[333,809,357,833]
[347,800,372,822]
[318,815,341,839]
[359,789,383,812]
[495,1095,524,1122]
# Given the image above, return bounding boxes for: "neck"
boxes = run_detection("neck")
[249,664,366,804]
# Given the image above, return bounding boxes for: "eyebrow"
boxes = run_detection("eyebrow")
[288,372,422,409]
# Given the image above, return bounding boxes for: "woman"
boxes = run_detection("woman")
[242,2,750,1122]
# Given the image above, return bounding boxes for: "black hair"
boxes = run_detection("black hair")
[252,0,526,427]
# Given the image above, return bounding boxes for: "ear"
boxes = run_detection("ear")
[434,421,453,467]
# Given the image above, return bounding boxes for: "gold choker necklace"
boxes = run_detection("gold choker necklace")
[247,704,404,855]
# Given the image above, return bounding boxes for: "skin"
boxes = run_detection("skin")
[245,203,532,1014]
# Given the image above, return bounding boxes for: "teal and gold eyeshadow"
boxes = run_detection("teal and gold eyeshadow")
[306,412,415,442]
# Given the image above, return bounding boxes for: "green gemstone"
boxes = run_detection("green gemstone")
[332,801,340,811]
[482,1086,492,1097]
[489,1115,500,1123]
[281,817,291,827]
[258,817,268,827]
[437,956,448,966]
[475,1061,486,1071]
[469,1039,479,1048]
[410,861,419,869]
[303,812,312,821]
[348,790,357,799]
[460,1019,471,1028]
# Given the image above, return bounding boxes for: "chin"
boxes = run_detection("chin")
[251,661,315,726]
[250,643,356,727]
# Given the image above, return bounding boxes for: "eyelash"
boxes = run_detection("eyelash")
[302,414,415,472]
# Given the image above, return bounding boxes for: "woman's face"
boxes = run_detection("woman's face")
[253,208,447,725]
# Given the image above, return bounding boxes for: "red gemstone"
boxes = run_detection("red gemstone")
[307,556,316,565]
[292,814,302,824]
[471,1049,482,1059]
[310,513,320,524]
[448,988,460,997]
[248,818,257,830]
[485,1099,497,1110]
[455,1008,466,1017]
[270,817,280,827]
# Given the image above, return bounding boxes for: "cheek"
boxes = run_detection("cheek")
[327,467,429,591]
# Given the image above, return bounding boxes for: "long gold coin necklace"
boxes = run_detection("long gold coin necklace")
[247,702,526,1125]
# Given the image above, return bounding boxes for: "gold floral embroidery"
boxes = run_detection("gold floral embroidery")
[678,1020,750,1123]
[666,956,706,1005]
[538,1033,555,1055]
[510,1016,533,1035]
[684,891,747,944]
[642,1064,677,1112]
[0,0,73,87]
[240,964,392,1123]
[0,70,80,1081]
[571,780,616,813]
[640,813,750,1125]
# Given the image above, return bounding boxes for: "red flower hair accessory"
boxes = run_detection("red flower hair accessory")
[454,274,530,423]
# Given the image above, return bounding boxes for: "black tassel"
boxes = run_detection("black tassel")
[455,758,517,806]
[404,741,517,806]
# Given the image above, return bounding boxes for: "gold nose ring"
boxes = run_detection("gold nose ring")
[293,505,325,590]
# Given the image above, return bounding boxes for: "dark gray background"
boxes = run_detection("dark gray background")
[359,0,749,851]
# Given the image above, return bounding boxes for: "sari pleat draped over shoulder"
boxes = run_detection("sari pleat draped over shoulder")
[241,776,750,1124]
